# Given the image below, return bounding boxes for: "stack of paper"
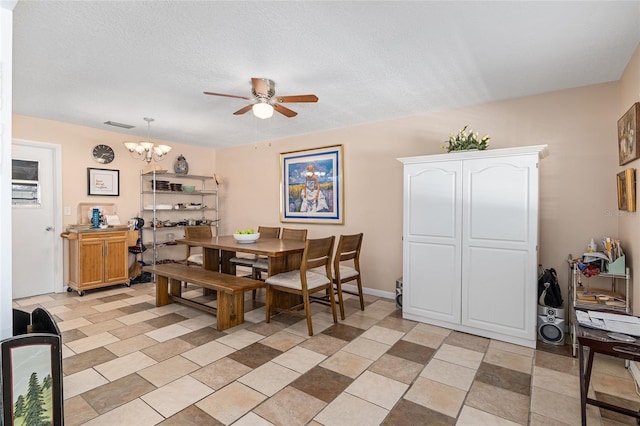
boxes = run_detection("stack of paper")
[577,310,640,336]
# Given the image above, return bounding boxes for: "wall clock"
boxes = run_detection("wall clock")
[92,144,115,164]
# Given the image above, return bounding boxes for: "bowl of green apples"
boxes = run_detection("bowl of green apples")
[233,228,260,243]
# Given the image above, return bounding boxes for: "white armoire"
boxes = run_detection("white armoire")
[398,145,548,348]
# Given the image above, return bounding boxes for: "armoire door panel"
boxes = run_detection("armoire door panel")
[465,160,532,243]
[404,241,461,322]
[407,163,461,238]
[462,246,533,338]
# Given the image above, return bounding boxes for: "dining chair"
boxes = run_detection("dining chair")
[251,227,307,280]
[184,225,212,266]
[229,226,281,277]
[183,225,213,288]
[332,233,365,319]
[265,236,337,336]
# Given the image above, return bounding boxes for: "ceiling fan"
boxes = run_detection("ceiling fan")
[204,77,318,119]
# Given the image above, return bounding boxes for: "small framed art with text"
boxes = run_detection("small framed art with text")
[87,168,119,196]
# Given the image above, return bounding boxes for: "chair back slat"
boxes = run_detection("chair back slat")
[258,226,280,239]
[334,233,363,265]
[301,236,335,273]
[281,228,308,241]
[184,226,213,239]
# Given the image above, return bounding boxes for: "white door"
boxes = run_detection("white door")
[461,154,539,341]
[12,142,62,299]
[403,160,463,324]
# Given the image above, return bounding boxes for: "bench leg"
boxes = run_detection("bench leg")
[216,291,245,331]
[169,278,182,298]
[156,275,171,306]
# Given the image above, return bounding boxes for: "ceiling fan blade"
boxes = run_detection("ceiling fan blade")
[273,103,298,118]
[233,105,253,115]
[203,91,251,100]
[276,94,319,103]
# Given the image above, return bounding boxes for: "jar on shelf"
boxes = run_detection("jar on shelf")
[174,154,189,175]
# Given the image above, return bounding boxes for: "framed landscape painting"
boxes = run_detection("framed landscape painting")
[280,145,344,224]
[618,102,640,166]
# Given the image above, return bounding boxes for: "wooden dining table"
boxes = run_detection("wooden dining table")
[176,235,306,274]
[176,235,307,307]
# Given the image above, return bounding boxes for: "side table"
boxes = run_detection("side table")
[575,308,640,425]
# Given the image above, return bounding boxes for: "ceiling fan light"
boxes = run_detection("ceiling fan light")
[252,103,274,119]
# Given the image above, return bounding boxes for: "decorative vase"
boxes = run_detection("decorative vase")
[174,154,189,175]
[91,208,101,228]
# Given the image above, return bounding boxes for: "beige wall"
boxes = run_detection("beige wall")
[12,73,631,304]
[217,81,621,299]
[13,115,217,226]
[619,43,640,312]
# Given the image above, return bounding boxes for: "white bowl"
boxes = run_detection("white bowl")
[233,232,260,243]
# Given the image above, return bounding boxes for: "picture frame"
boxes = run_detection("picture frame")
[87,168,119,196]
[1,334,63,426]
[618,102,640,166]
[280,144,344,224]
[617,168,636,212]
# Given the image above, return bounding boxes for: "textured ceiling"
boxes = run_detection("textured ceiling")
[12,1,640,149]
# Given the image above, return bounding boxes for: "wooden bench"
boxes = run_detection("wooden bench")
[143,263,264,331]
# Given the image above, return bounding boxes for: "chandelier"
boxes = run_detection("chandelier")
[123,117,172,163]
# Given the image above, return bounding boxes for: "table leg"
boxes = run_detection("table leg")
[202,248,220,297]
[578,342,587,426]
[579,343,597,426]
[156,275,170,306]
[203,247,219,271]
[268,255,303,312]
[220,250,235,274]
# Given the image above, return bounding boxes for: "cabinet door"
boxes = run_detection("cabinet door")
[461,155,538,340]
[78,240,104,286]
[104,236,129,284]
[403,161,462,323]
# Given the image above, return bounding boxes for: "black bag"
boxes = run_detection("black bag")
[538,268,563,308]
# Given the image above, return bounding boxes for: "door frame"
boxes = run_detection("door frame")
[12,139,64,294]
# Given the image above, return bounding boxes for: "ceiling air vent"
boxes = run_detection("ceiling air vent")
[104,121,135,129]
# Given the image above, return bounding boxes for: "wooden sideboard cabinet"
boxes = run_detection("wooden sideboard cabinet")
[65,229,131,296]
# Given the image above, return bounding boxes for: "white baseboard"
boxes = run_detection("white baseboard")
[341,283,394,301]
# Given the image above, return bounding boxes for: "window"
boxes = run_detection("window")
[12,159,40,205]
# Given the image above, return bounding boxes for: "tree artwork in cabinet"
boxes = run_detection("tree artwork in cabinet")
[399,145,548,348]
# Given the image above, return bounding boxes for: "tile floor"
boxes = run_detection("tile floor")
[11,282,640,425]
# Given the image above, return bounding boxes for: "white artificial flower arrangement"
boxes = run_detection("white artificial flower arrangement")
[443,125,490,152]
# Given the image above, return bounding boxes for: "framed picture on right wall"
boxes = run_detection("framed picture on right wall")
[617,168,636,212]
[618,102,640,166]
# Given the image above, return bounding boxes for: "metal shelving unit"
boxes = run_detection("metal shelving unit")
[140,171,219,266]
[567,254,631,357]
